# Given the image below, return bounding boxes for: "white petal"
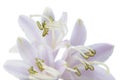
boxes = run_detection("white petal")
[43,7,55,21]
[18,15,42,43]
[70,19,87,46]
[59,12,67,24]
[88,43,114,62]
[17,37,37,65]
[55,40,70,50]
[9,45,18,53]
[4,60,29,79]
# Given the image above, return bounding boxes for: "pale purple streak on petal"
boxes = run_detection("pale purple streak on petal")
[79,66,115,80]
[17,37,37,65]
[70,19,87,46]
[18,15,42,43]
[88,43,114,62]
[4,60,29,79]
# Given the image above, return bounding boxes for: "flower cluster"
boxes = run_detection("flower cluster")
[4,7,115,80]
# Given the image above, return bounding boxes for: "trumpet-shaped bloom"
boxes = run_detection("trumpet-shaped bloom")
[60,19,115,80]
[10,7,68,58]
[4,38,65,80]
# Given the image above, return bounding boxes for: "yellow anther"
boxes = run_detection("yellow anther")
[36,21,49,37]
[36,58,45,71]
[42,28,49,37]
[81,54,90,59]
[73,67,81,76]
[49,16,54,22]
[89,49,96,56]
[28,66,38,74]
[84,63,94,71]
[82,48,96,59]
[36,21,43,30]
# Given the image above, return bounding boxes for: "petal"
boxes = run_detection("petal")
[17,37,37,65]
[4,60,29,79]
[9,45,18,53]
[44,31,53,48]
[37,45,54,67]
[88,43,114,62]
[55,40,70,49]
[18,15,42,43]
[61,70,76,80]
[79,66,115,80]
[70,19,87,46]
[59,12,67,24]
[55,60,66,75]
[43,7,55,21]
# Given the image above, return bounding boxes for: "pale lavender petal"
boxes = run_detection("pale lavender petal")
[37,46,54,67]
[18,15,42,43]
[43,7,55,21]
[88,43,114,62]
[55,60,66,75]
[44,31,53,47]
[4,60,29,79]
[61,70,76,80]
[79,66,115,80]
[17,37,37,65]
[70,19,87,46]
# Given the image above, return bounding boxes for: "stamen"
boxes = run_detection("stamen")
[90,61,110,73]
[71,46,89,59]
[84,63,94,71]
[64,63,81,76]
[36,21,43,30]
[65,66,77,72]
[84,47,96,57]
[31,14,68,44]
[73,56,94,71]
[36,21,49,37]
[71,46,96,59]
[28,66,38,74]
[73,67,81,76]
[42,21,49,37]
[35,58,45,71]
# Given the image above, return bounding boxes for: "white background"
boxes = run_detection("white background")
[0,0,120,80]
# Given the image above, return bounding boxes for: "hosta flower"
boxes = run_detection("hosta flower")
[5,7,115,80]
[4,37,65,80]
[10,7,68,58]
[59,19,115,80]
[19,7,67,48]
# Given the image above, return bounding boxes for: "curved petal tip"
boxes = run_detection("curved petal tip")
[89,43,114,61]
[70,19,87,46]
